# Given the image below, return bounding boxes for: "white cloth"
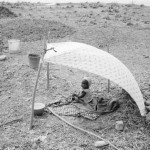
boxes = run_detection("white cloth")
[44,42,146,116]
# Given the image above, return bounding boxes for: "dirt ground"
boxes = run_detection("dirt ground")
[0,2,150,150]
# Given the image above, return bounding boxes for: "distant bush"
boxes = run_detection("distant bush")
[125,4,132,7]
[89,2,104,9]
[140,4,144,7]
[18,13,22,16]
[103,15,111,20]
[80,3,88,8]
[110,3,120,9]
[56,3,61,6]
[66,5,74,9]
[127,22,133,26]
[144,21,150,24]
[0,6,17,19]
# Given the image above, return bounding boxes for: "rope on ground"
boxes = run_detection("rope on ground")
[48,107,120,150]
[0,117,23,127]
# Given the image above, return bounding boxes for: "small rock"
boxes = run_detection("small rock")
[32,143,37,149]
[34,135,47,143]
[94,141,108,148]
[115,121,124,131]
[14,145,19,148]
[140,127,144,131]
[0,55,7,61]
[145,100,150,106]
[30,130,35,135]
[146,112,150,121]
[145,106,150,112]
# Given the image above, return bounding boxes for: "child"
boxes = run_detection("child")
[72,77,120,113]
[72,77,98,110]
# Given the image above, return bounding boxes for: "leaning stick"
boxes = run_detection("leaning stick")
[48,107,120,150]
[100,30,111,93]
[0,117,23,127]
[29,37,47,130]
[29,62,43,130]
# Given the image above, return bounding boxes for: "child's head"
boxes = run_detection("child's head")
[81,77,92,89]
[81,79,89,89]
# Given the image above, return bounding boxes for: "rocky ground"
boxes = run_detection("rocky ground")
[0,2,150,150]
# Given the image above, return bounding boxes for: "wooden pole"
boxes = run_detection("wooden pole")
[47,31,50,90]
[107,44,110,93]
[100,28,110,93]
[132,0,133,5]
[108,80,110,93]
[47,63,49,90]
[29,37,46,130]
[48,31,50,43]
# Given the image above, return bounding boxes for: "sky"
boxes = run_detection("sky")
[0,0,150,6]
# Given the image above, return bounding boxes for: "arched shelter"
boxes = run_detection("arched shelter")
[30,41,146,129]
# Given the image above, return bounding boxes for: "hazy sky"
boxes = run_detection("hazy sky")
[1,0,150,6]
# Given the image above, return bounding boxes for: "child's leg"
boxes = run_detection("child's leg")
[88,99,98,110]
[93,99,98,110]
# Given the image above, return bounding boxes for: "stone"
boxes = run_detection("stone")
[145,106,150,112]
[115,121,124,131]
[0,55,6,61]
[145,100,150,106]
[94,141,108,148]
[146,112,150,121]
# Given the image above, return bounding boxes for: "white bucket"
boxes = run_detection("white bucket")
[8,39,20,53]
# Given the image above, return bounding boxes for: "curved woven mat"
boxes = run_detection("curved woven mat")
[48,104,100,120]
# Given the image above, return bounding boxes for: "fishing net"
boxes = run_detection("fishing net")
[47,92,113,120]
[48,104,100,120]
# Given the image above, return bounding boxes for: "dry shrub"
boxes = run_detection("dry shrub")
[140,4,145,7]
[0,6,17,19]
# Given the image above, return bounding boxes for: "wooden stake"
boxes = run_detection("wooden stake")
[47,63,49,90]
[48,31,50,43]
[47,31,50,90]
[107,44,110,93]
[108,80,110,93]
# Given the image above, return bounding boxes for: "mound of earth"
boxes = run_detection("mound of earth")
[1,19,76,42]
[0,6,17,19]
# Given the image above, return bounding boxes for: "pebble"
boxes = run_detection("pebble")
[145,100,150,106]
[115,121,124,131]
[145,106,150,112]
[32,143,37,149]
[94,141,108,148]
[146,112,150,121]
[0,55,7,61]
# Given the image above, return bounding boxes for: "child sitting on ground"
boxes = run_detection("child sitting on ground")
[72,77,120,113]
[72,77,98,110]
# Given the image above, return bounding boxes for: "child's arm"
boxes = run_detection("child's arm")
[78,91,86,98]
[72,91,86,103]
[72,91,86,98]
